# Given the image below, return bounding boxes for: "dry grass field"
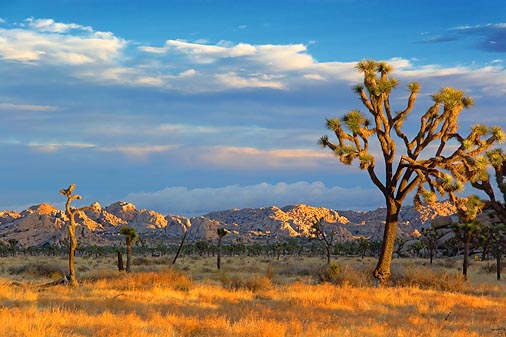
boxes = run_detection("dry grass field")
[0,254,505,337]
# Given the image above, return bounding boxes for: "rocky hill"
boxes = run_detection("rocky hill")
[0,201,456,247]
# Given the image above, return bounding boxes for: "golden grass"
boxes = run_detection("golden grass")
[0,255,505,336]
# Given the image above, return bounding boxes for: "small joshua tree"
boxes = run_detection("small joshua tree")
[120,226,138,273]
[420,227,440,264]
[172,219,190,265]
[216,228,229,270]
[310,217,336,264]
[450,195,484,280]
[60,184,89,286]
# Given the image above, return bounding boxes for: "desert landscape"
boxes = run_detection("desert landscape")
[1,254,506,337]
[3,1,506,336]
[0,199,505,336]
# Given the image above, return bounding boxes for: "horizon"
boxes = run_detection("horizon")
[4,197,451,219]
[1,0,506,215]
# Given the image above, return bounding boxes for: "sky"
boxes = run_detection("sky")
[1,0,506,216]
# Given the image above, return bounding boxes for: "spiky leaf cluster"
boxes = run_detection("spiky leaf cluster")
[120,226,138,244]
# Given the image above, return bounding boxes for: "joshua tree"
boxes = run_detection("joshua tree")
[460,147,506,279]
[450,195,484,280]
[310,217,336,264]
[463,148,506,223]
[407,241,425,258]
[320,60,503,283]
[420,227,441,264]
[216,228,229,270]
[356,237,370,260]
[480,221,506,280]
[60,184,89,286]
[172,219,189,265]
[120,226,138,273]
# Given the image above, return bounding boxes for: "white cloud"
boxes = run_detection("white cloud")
[0,19,126,65]
[26,18,92,33]
[0,103,58,111]
[140,39,257,63]
[28,142,95,153]
[126,181,383,216]
[215,72,285,89]
[195,146,335,169]
[98,144,179,159]
[140,39,315,72]
[2,17,506,94]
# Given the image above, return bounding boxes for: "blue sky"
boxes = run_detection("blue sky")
[1,0,506,215]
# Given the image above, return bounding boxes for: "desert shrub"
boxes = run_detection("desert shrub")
[132,256,152,266]
[437,257,458,269]
[8,263,64,278]
[316,262,372,287]
[272,262,314,277]
[394,265,467,291]
[77,265,90,273]
[480,262,505,274]
[83,269,124,282]
[113,269,193,291]
[221,274,273,292]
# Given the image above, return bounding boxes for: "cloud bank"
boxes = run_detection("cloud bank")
[125,181,384,216]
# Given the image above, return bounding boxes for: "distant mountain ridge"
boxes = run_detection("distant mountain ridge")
[0,201,456,247]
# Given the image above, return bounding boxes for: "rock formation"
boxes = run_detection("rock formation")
[0,201,457,247]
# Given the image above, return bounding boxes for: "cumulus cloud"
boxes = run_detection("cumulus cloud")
[3,17,506,93]
[140,39,316,71]
[26,17,93,33]
[215,72,285,89]
[125,181,384,216]
[0,19,126,64]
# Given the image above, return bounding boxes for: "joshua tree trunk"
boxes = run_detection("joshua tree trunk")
[172,225,188,265]
[67,213,78,286]
[217,236,223,270]
[463,235,471,280]
[496,244,501,281]
[117,249,124,272]
[126,243,132,273]
[373,200,400,285]
[325,244,331,265]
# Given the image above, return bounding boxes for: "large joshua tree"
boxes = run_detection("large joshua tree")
[319,60,503,283]
[60,184,89,286]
